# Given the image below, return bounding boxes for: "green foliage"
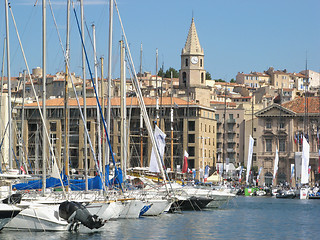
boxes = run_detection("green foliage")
[206,72,212,80]
[158,67,165,77]
[230,78,236,83]
[163,67,179,78]
[214,79,226,82]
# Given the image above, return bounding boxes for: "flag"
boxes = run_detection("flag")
[294,133,297,144]
[20,165,26,174]
[182,150,189,173]
[300,133,303,145]
[149,125,166,173]
[273,147,279,183]
[301,136,310,184]
[257,167,263,184]
[318,150,320,174]
[204,165,210,182]
[239,166,243,182]
[290,164,294,180]
[246,135,254,184]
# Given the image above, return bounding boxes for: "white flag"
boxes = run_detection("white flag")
[246,135,254,184]
[149,125,166,173]
[301,136,310,184]
[273,147,279,181]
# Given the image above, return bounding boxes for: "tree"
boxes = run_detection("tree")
[206,72,212,80]
[158,67,165,77]
[214,79,226,82]
[164,67,179,78]
[230,78,236,83]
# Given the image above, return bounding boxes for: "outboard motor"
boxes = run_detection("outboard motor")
[59,201,104,230]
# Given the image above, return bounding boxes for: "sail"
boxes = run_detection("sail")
[246,135,254,184]
[301,136,310,184]
[273,147,279,182]
[149,125,166,173]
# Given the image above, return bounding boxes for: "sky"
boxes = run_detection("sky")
[1,0,320,81]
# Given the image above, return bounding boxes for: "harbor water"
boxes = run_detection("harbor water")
[1,196,319,240]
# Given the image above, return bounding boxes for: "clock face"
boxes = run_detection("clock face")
[191,56,198,64]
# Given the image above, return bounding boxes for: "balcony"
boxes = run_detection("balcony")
[227,119,236,124]
[227,139,236,143]
[217,148,222,153]
[227,148,235,153]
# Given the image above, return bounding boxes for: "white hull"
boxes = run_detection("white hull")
[118,200,144,219]
[142,199,172,216]
[0,204,21,231]
[4,204,68,231]
[87,201,125,220]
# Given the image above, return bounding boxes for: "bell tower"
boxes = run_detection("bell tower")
[179,18,206,88]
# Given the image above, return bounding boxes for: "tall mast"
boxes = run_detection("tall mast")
[100,57,105,183]
[155,48,159,126]
[20,70,26,173]
[0,37,6,112]
[64,0,70,190]
[42,0,47,195]
[92,24,102,173]
[80,0,88,191]
[120,40,127,179]
[170,71,174,171]
[5,0,12,169]
[223,83,227,178]
[139,43,143,167]
[106,0,114,169]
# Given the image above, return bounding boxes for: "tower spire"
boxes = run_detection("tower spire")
[182,18,203,55]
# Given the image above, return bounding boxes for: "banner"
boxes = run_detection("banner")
[301,136,310,184]
[246,135,254,184]
[182,150,189,173]
[273,147,279,182]
[149,125,166,173]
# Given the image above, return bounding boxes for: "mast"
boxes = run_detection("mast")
[92,24,102,173]
[80,0,88,191]
[5,0,12,170]
[170,71,174,171]
[100,57,105,183]
[64,0,70,191]
[42,0,47,195]
[139,43,143,167]
[0,37,5,112]
[20,70,26,173]
[155,48,159,126]
[223,82,227,178]
[106,0,114,170]
[120,40,127,179]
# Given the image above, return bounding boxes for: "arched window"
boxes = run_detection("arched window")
[182,72,187,86]
[185,58,188,67]
[200,59,203,67]
[201,72,204,84]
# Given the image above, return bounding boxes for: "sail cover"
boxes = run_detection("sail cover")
[246,135,254,184]
[301,136,310,184]
[149,125,166,173]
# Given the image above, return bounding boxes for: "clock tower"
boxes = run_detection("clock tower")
[179,18,206,88]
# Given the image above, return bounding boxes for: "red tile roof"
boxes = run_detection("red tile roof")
[282,96,320,114]
[24,97,197,108]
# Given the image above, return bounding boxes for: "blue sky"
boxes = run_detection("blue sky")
[1,0,320,81]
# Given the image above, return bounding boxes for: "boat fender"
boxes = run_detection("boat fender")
[59,200,105,230]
